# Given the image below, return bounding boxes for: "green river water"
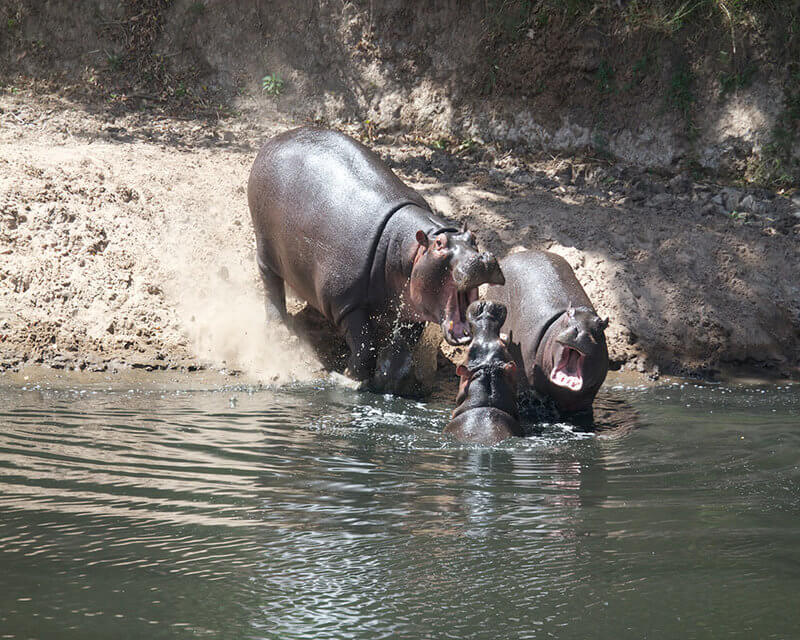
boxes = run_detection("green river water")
[0,374,798,639]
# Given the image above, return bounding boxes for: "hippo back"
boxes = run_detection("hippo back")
[486,250,594,381]
[248,127,429,324]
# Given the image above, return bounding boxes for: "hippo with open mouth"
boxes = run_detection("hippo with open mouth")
[486,250,609,416]
[248,127,504,395]
[444,300,521,444]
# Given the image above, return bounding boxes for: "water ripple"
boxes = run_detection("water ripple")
[0,382,798,639]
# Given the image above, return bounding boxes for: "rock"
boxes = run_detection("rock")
[722,187,741,211]
[509,169,533,185]
[668,173,691,193]
[738,194,760,213]
[647,193,673,208]
[555,167,572,184]
[700,202,718,216]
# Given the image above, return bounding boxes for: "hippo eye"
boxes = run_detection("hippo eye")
[434,236,447,250]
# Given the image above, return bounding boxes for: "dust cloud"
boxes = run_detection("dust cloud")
[156,206,323,384]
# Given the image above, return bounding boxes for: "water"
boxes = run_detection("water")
[0,376,798,639]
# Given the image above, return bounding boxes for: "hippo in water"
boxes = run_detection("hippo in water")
[248,127,504,395]
[486,250,609,417]
[444,301,521,445]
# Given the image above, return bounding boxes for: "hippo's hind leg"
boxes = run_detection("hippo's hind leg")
[256,253,287,323]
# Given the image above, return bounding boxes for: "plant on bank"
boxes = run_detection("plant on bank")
[262,73,284,97]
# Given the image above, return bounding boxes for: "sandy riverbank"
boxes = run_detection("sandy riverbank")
[1,91,798,386]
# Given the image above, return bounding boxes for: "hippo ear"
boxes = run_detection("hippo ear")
[456,364,470,378]
[415,230,429,248]
[486,259,505,286]
[599,317,609,331]
[567,304,575,319]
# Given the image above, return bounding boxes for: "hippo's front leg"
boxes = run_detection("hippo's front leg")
[340,308,379,381]
[371,323,425,397]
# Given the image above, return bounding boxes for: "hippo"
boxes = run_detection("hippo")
[248,127,504,395]
[486,250,609,417]
[444,301,521,444]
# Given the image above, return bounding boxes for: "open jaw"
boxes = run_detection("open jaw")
[442,287,479,345]
[550,345,585,391]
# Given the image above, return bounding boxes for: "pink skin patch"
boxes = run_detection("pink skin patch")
[442,286,479,345]
[550,346,585,391]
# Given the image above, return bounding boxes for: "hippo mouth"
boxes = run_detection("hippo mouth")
[550,346,585,391]
[442,288,479,345]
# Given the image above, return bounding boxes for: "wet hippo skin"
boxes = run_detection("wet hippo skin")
[248,127,504,395]
[444,301,521,444]
[486,250,609,416]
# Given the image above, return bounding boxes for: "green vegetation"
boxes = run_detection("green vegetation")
[667,61,698,139]
[483,59,500,95]
[622,1,708,34]
[717,49,755,96]
[456,138,481,153]
[596,61,615,94]
[667,61,695,119]
[718,64,755,95]
[622,53,653,91]
[106,52,123,72]
[747,65,800,188]
[261,73,284,97]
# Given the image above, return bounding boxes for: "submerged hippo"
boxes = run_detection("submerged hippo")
[248,127,504,395]
[444,301,521,445]
[486,250,609,416]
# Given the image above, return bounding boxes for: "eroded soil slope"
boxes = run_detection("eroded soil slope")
[1,92,798,382]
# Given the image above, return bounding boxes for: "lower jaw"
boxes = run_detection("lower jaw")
[442,289,477,344]
[549,369,584,391]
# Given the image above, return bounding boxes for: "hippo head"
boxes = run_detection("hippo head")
[409,227,504,345]
[453,300,518,418]
[548,306,609,392]
[466,299,507,345]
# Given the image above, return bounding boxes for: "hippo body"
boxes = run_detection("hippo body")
[248,128,503,394]
[486,250,609,416]
[444,301,521,445]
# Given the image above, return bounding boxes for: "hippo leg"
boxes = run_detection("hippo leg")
[256,255,287,322]
[372,323,425,396]
[340,308,378,381]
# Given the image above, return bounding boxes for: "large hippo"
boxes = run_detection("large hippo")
[248,127,504,394]
[486,250,609,416]
[444,301,521,444]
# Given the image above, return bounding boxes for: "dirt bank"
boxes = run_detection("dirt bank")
[1,91,798,383]
[2,1,799,187]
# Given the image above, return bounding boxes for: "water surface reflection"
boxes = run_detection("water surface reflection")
[0,381,798,639]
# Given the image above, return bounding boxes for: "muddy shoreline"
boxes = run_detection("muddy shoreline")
[1,91,799,386]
